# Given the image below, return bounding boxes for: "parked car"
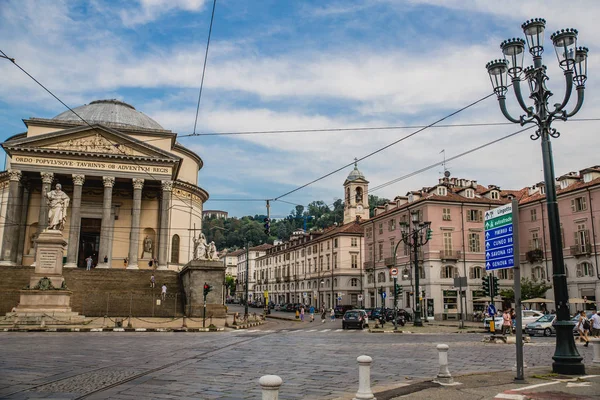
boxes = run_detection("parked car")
[484,310,544,333]
[285,303,295,312]
[274,303,283,311]
[525,314,556,336]
[334,305,354,318]
[342,310,369,330]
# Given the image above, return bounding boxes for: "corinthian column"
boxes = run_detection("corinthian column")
[0,170,22,265]
[65,174,85,268]
[157,180,172,270]
[97,176,115,269]
[127,178,144,269]
[38,172,54,233]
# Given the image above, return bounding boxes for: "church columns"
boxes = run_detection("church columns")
[38,172,54,233]
[0,170,22,265]
[127,178,144,269]
[157,180,172,270]
[65,174,85,268]
[16,178,30,266]
[97,176,115,269]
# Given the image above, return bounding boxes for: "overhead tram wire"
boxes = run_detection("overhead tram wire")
[271,90,500,202]
[191,0,217,136]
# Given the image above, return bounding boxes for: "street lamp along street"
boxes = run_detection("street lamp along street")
[486,18,588,375]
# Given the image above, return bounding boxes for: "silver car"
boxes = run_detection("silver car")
[525,314,556,337]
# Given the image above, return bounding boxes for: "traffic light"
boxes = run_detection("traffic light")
[426,228,433,240]
[203,282,212,297]
[492,276,499,297]
[377,286,383,295]
[264,217,271,235]
[395,283,403,295]
[482,276,490,297]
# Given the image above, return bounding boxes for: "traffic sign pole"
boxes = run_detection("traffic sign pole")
[512,198,524,381]
[393,277,398,331]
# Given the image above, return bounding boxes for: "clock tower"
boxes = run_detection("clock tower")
[343,161,369,224]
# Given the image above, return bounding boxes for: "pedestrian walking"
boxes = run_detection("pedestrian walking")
[330,308,335,322]
[309,305,315,322]
[150,274,155,288]
[161,283,167,300]
[85,255,93,271]
[502,309,512,335]
[300,307,305,322]
[510,308,516,334]
[321,308,327,323]
[123,257,128,267]
[591,310,600,337]
[576,310,590,346]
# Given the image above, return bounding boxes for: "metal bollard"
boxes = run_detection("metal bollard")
[434,344,454,384]
[259,375,282,400]
[353,355,375,400]
[591,338,600,364]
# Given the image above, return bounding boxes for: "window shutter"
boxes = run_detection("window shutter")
[454,268,459,278]
[571,199,576,212]
[478,210,483,222]
[574,231,580,246]
[582,197,587,211]
[440,268,445,279]
[576,264,583,277]
[469,268,474,279]
[585,229,590,245]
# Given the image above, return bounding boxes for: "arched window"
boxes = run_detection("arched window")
[170,234,180,263]
[441,265,458,279]
[577,262,594,277]
[531,266,546,280]
[350,278,358,287]
[301,282,305,289]
[325,279,330,287]
[355,187,363,204]
[469,266,485,279]
[378,272,386,283]
[346,188,350,204]
[367,274,374,284]
[334,278,338,287]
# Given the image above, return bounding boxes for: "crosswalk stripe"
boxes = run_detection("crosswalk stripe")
[321,329,331,332]
[335,329,343,332]
[307,329,317,332]
[247,330,259,332]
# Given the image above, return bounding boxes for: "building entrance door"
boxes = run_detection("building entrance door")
[78,218,101,268]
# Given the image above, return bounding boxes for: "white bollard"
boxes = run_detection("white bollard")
[353,355,376,400]
[591,338,600,364]
[259,375,282,400]
[434,344,454,384]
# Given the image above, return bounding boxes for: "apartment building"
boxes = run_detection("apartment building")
[234,244,272,303]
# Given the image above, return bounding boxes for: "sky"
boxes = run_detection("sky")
[1,0,599,219]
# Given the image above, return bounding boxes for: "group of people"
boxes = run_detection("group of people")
[575,310,600,346]
[149,274,167,300]
[295,306,335,323]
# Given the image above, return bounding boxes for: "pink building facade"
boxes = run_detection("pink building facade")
[361,166,600,321]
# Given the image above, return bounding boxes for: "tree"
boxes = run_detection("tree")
[499,277,552,302]
[225,275,236,296]
[368,195,390,217]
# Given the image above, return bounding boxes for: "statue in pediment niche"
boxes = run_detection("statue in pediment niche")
[46,184,70,231]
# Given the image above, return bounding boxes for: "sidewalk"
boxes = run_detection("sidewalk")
[360,366,600,400]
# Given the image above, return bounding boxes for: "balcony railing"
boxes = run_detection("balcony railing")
[439,250,460,262]
[526,248,544,263]
[263,278,269,284]
[276,277,281,283]
[284,276,290,282]
[570,243,592,257]
[384,257,396,267]
[364,261,374,269]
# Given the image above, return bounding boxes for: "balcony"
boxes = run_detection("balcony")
[276,277,281,283]
[284,276,290,282]
[293,274,298,281]
[526,248,544,263]
[364,261,374,270]
[439,250,460,262]
[571,244,592,258]
[408,249,425,261]
[263,278,269,284]
[384,257,397,267]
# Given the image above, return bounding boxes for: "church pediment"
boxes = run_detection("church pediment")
[2,124,180,162]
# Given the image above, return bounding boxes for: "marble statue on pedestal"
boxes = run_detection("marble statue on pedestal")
[46,184,70,231]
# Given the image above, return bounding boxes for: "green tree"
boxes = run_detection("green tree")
[499,277,552,302]
[368,195,390,217]
[225,275,236,296]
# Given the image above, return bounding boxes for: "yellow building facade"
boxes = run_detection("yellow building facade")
[0,100,208,270]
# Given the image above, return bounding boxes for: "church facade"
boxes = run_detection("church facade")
[0,99,208,271]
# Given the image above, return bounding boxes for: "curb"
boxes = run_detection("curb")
[1,327,227,332]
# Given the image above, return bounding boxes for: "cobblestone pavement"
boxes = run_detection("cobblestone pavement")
[0,328,594,399]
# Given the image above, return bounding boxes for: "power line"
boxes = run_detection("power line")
[271,90,498,201]
[192,0,217,136]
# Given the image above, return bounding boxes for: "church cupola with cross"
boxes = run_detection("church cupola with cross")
[343,160,369,224]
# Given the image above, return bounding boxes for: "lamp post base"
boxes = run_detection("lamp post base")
[552,323,585,375]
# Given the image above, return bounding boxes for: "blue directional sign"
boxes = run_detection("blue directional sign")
[485,204,514,271]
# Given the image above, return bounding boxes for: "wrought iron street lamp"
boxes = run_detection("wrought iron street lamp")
[486,18,588,375]
[393,211,431,327]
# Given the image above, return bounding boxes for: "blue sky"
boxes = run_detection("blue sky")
[1,0,599,219]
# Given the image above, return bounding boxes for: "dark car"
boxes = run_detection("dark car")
[334,305,354,318]
[285,303,295,312]
[342,310,368,330]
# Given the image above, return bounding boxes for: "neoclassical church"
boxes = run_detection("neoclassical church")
[0,100,208,270]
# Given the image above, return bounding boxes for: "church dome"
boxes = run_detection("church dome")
[52,99,164,130]
[347,163,365,181]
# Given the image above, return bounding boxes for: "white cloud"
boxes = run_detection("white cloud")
[120,0,208,27]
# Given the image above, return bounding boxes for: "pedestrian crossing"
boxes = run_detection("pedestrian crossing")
[235,328,368,334]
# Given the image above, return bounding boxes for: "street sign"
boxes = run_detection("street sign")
[390,267,398,277]
[303,292,307,298]
[358,294,363,301]
[382,292,387,299]
[485,203,514,271]
[337,297,342,301]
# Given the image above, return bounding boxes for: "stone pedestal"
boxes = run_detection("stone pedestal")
[14,230,80,316]
[180,259,226,318]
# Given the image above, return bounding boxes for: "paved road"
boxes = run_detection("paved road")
[0,320,594,400]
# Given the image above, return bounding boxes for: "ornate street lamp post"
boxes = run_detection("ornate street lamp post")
[486,18,588,375]
[394,211,431,327]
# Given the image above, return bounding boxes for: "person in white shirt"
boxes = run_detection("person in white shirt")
[591,310,600,337]
[161,284,167,301]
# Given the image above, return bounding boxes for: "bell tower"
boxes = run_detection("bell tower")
[343,160,369,224]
